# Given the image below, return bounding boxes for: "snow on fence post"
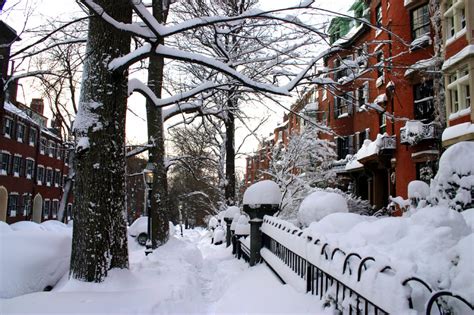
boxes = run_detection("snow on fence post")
[242,180,281,266]
[224,206,240,248]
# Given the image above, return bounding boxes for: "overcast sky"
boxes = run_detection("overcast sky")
[3,0,352,174]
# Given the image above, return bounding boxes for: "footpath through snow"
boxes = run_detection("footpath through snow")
[1,227,329,314]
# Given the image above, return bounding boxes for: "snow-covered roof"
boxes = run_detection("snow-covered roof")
[3,102,61,140]
[442,44,474,70]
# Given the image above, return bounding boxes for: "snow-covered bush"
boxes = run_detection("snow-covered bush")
[431,142,474,211]
[297,191,349,227]
[322,187,372,215]
[208,216,218,230]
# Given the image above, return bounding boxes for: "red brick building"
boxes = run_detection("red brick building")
[0,22,73,224]
[440,0,473,146]
[245,0,455,209]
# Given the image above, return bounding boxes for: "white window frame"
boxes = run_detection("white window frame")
[29,128,37,147]
[26,158,35,179]
[444,0,467,42]
[16,122,25,143]
[447,65,471,117]
[43,199,51,218]
[37,165,45,185]
[3,116,13,139]
[7,192,19,217]
[46,167,53,187]
[12,154,22,177]
[0,150,11,176]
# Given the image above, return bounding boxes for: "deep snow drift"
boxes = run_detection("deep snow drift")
[0,226,330,314]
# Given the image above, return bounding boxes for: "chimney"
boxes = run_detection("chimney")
[6,77,18,103]
[30,98,44,115]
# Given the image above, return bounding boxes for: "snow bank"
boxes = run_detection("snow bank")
[242,180,281,206]
[0,223,72,298]
[297,191,348,227]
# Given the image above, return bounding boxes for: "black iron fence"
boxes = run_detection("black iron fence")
[258,216,473,315]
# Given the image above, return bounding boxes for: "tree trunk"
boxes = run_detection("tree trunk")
[224,95,236,206]
[430,0,446,128]
[70,0,132,282]
[146,0,170,247]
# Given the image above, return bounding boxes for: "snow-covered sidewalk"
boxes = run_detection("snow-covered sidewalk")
[1,227,328,314]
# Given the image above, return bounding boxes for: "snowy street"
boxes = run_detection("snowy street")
[0,227,329,314]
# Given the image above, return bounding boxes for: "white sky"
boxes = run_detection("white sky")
[3,0,352,175]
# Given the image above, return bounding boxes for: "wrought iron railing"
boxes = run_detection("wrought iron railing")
[380,135,396,150]
[259,216,474,315]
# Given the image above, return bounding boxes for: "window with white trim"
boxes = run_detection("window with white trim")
[49,141,56,158]
[29,128,37,146]
[52,200,59,218]
[411,4,430,39]
[444,0,467,40]
[46,168,53,186]
[3,117,13,138]
[12,155,21,177]
[447,65,470,115]
[43,199,51,218]
[0,152,10,175]
[37,166,44,184]
[26,159,35,179]
[22,193,32,216]
[67,203,73,220]
[16,123,26,143]
[7,193,19,217]
[40,137,47,155]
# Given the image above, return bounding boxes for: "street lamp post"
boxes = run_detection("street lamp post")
[143,161,155,256]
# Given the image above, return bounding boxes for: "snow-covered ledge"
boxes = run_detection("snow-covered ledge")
[442,122,474,147]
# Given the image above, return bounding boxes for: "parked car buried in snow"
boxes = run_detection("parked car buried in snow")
[128,216,149,246]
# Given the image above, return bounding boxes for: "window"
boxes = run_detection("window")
[357,82,369,111]
[445,0,467,40]
[335,92,353,118]
[44,199,51,218]
[26,159,35,179]
[29,128,37,146]
[7,194,19,217]
[0,152,10,175]
[376,52,384,78]
[447,65,471,116]
[12,155,21,176]
[414,81,435,121]
[21,194,32,216]
[376,4,382,26]
[46,168,53,186]
[16,123,26,143]
[67,204,73,219]
[52,200,59,218]
[411,5,430,39]
[49,141,56,158]
[37,166,45,184]
[3,117,14,138]
[40,137,47,155]
[54,170,61,187]
[380,114,387,134]
[336,137,349,160]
